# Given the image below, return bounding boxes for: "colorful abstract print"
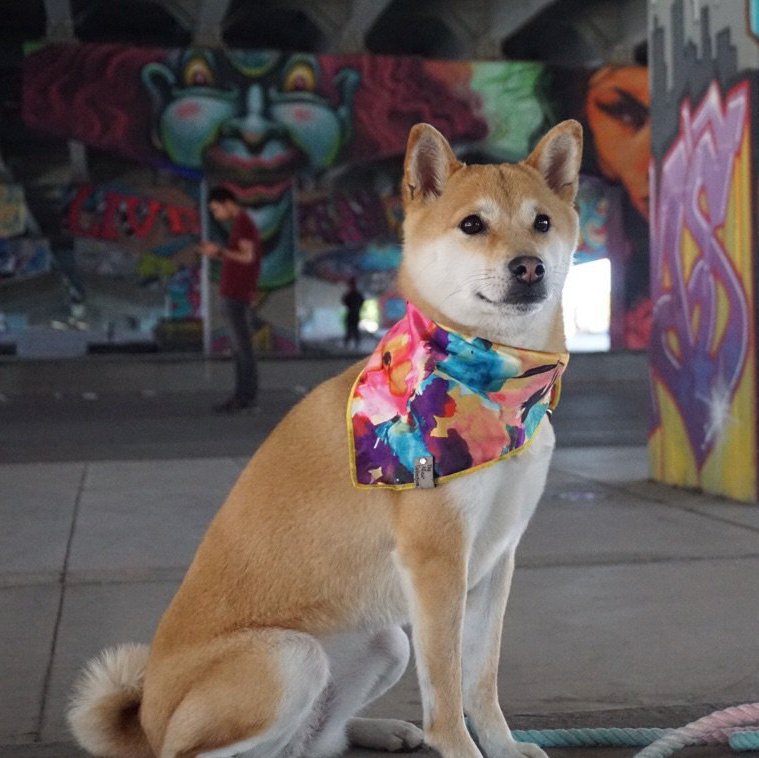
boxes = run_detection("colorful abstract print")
[348,303,568,489]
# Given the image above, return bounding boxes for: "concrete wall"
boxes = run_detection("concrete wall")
[649,0,759,501]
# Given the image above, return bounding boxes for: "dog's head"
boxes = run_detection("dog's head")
[397,120,582,349]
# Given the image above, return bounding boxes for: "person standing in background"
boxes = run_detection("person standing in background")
[342,276,364,349]
[199,187,262,414]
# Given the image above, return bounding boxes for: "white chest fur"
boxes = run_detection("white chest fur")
[446,419,556,588]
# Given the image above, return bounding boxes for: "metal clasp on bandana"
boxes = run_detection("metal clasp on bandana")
[414,456,435,488]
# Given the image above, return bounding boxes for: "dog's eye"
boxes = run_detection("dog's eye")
[533,214,551,233]
[459,215,485,235]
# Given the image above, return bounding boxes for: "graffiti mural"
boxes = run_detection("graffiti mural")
[0,237,51,279]
[67,178,203,342]
[66,184,199,241]
[584,66,652,348]
[297,187,403,350]
[649,0,758,501]
[65,182,201,319]
[142,49,362,292]
[0,184,27,238]
[21,43,650,353]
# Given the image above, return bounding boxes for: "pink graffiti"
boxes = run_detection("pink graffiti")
[298,191,389,246]
[650,81,750,467]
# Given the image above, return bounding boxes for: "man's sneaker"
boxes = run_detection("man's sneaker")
[212,397,258,414]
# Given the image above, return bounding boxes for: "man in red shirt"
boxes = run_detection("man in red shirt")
[200,187,262,413]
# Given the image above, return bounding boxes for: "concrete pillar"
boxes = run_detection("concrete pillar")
[338,0,393,53]
[480,0,558,58]
[68,140,89,183]
[43,0,74,42]
[192,0,231,47]
[649,0,759,501]
[43,0,88,184]
[0,147,11,182]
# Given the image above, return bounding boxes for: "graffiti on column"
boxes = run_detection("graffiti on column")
[649,0,759,501]
[650,79,755,498]
[651,83,755,497]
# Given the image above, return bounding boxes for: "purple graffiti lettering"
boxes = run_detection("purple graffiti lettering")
[650,81,750,467]
[298,191,392,247]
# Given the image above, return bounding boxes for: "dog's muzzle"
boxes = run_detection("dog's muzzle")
[504,256,547,306]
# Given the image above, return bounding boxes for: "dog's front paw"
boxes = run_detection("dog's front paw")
[494,740,549,758]
[347,717,425,752]
[517,743,549,758]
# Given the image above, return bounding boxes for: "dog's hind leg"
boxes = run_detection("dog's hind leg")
[305,627,423,756]
[146,629,329,758]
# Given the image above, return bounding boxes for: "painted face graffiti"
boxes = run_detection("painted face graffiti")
[142,49,357,187]
[142,49,359,288]
[586,66,651,220]
[650,81,750,467]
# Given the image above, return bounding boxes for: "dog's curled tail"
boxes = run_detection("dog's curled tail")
[67,643,153,758]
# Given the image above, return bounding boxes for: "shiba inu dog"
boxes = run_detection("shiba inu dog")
[69,119,582,758]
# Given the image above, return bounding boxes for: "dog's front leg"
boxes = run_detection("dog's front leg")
[462,550,548,758]
[394,496,483,758]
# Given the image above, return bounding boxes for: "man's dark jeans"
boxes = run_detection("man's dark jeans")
[223,297,258,404]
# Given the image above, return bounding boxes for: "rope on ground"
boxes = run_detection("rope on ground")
[730,730,759,751]
[634,703,759,757]
[512,702,759,755]
[512,727,670,748]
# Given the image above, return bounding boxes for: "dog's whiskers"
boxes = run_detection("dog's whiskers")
[437,271,505,308]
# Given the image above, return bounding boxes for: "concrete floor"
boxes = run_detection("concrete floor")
[1,354,757,757]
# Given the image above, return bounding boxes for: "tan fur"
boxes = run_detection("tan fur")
[69,120,582,758]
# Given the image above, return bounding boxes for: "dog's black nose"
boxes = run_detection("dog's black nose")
[508,256,545,285]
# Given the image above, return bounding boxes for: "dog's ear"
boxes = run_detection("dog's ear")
[525,120,583,203]
[403,123,462,204]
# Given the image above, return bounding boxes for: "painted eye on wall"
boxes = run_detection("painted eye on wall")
[533,214,551,233]
[283,62,317,93]
[184,58,214,88]
[594,91,649,131]
[459,215,485,235]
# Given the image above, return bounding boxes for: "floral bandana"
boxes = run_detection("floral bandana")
[348,302,568,490]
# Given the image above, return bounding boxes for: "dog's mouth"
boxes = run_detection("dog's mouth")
[475,289,547,309]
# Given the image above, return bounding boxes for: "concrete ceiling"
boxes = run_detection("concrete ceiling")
[0,0,645,65]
